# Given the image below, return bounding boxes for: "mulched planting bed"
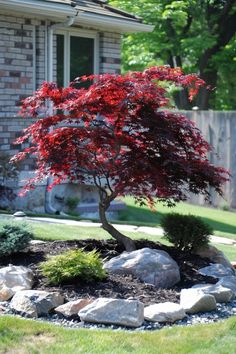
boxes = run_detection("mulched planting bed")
[0,239,217,306]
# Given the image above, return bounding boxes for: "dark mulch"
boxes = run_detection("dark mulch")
[0,239,217,306]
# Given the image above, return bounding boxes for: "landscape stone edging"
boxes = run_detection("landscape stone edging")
[0,250,236,328]
[2,276,235,326]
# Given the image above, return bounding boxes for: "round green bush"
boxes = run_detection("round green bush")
[0,222,34,257]
[160,213,213,252]
[39,248,107,285]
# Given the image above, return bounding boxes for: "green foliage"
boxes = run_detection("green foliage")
[109,0,236,109]
[160,213,212,251]
[0,222,34,257]
[39,249,107,285]
[65,196,80,212]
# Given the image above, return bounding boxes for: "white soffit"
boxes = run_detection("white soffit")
[0,0,153,33]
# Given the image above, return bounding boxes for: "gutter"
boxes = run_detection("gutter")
[74,12,154,33]
[0,0,153,33]
[0,0,76,18]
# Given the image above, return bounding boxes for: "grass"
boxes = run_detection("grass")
[212,243,236,262]
[30,223,236,261]
[0,218,235,260]
[0,315,236,354]
[1,209,236,261]
[118,197,236,240]
[2,198,236,240]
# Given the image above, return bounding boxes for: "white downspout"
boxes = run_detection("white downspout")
[45,15,77,214]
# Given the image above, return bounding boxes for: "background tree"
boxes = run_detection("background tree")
[109,0,236,110]
[12,67,228,251]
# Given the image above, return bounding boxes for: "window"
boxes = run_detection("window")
[56,30,99,87]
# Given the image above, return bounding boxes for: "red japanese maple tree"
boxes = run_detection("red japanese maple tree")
[12,66,228,251]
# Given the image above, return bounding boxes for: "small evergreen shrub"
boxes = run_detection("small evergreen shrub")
[160,213,212,252]
[39,249,107,285]
[65,197,80,213]
[0,222,34,257]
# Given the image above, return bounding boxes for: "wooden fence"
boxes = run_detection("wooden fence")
[183,111,236,209]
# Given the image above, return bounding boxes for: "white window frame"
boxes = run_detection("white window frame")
[55,28,99,87]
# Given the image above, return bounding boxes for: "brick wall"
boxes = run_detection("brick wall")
[99,32,121,74]
[0,13,46,119]
[0,12,122,162]
[0,12,123,212]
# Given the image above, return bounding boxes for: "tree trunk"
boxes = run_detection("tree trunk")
[167,53,192,110]
[99,202,136,252]
[196,68,218,110]
[174,89,192,110]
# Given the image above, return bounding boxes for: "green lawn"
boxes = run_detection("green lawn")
[0,315,236,354]
[212,243,236,261]
[1,198,236,239]
[27,223,236,262]
[0,214,236,261]
[118,197,236,240]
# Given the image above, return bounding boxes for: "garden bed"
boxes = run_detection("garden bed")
[0,239,217,306]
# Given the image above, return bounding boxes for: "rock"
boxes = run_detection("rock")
[0,286,14,301]
[13,211,27,217]
[10,290,64,318]
[192,284,234,303]
[198,264,234,278]
[0,265,34,293]
[78,298,144,327]
[30,240,46,245]
[231,262,236,269]
[144,302,186,323]
[195,245,234,270]
[55,298,94,317]
[0,304,6,314]
[216,276,236,295]
[180,289,217,314]
[103,248,180,288]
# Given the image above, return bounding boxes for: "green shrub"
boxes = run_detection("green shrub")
[160,213,212,252]
[65,197,80,212]
[39,249,107,285]
[0,222,34,257]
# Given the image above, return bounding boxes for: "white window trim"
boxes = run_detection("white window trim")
[55,28,99,86]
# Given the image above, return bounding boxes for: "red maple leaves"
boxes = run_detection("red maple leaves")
[12,66,228,206]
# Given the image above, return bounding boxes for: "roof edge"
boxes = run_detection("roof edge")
[75,12,153,33]
[0,0,154,33]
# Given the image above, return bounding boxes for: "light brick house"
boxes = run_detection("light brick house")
[0,0,152,214]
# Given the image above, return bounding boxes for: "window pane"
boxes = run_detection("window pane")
[70,36,94,87]
[56,34,64,87]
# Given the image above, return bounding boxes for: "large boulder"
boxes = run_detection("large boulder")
[192,284,234,303]
[216,276,236,295]
[54,298,94,318]
[195,245,234,270]
[180,288,216,314]
[198,264,234,278]
[0,265,34,293]
[10,290,64,318]
[78,298,144,327]
[103,248,180,288]
[144,302,186,323]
